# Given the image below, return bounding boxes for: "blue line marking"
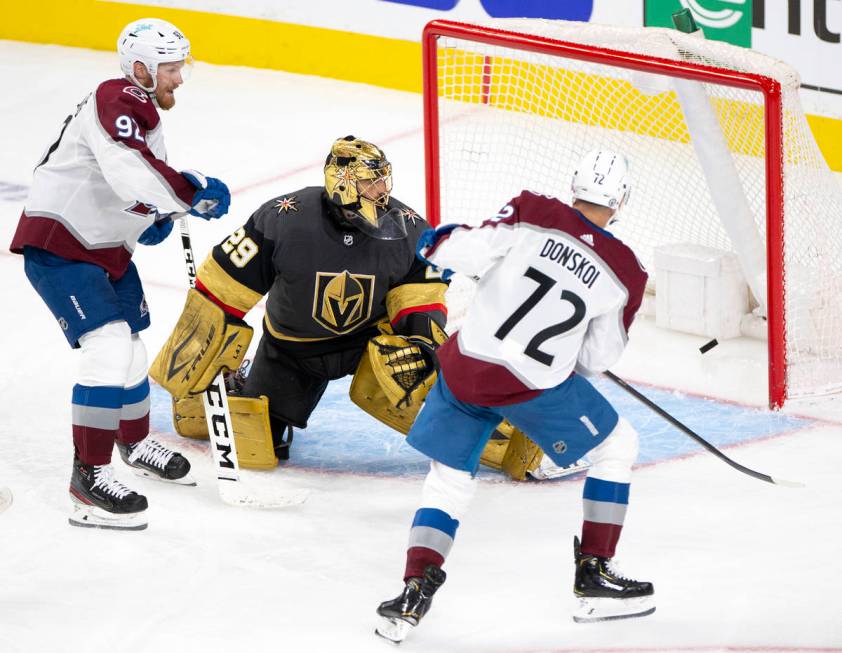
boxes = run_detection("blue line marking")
[150,375,814,480]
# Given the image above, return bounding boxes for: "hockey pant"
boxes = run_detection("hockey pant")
[73,322,151,465]
[402,417,638,578]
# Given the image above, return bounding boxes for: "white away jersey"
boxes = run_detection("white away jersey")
[10,78,196,278]
[425,190,647,406]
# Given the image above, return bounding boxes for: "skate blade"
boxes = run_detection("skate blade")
[130,467,197,486]
[573,595,655,623]
[529,460,591,480]
[68,502,148,531]
[375,616,412,644]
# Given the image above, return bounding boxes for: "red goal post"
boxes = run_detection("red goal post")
[421,18,828,410]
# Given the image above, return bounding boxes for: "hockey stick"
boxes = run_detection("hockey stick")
[603,371,804,488]
[177,219,308,507]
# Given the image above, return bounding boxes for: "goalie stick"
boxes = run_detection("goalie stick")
[177,219,308,507]
[604,371,804,488]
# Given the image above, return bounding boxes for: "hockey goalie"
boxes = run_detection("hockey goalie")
[151,136,577,480]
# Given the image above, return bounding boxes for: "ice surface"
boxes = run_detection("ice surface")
[0,41,840,652]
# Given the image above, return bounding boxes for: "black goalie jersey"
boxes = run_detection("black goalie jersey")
[195,187,448,347]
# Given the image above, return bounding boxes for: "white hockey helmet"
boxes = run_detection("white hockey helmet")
[571,148,631,212]
[117,18,191,92]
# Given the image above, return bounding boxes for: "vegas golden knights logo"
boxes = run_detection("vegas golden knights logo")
[313,271,375,334]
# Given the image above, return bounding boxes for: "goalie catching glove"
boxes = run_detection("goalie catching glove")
[149,288,253,398]
[369,334,438,409]
[350,325,445,435]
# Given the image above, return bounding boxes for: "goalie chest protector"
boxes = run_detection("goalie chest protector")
[227,187,430,342]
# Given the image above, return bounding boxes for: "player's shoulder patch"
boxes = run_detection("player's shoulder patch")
[273,195,299,214]
[96,78,157,127]
[389,197,426,229]
[265,186,320,216]
[397,207,423,227]
[122,85,149,103]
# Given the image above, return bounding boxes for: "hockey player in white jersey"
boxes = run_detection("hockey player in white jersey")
[375,150,653,642]
[9,19,231,531]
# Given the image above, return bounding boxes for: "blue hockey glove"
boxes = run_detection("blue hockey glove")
[182,169,231,220]
[416,225,457,281]
[138,216,174,246]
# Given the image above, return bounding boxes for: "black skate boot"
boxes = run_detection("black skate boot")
[573,536,655,623]
[69,457,148,530]
[375,565,446,644]
[117,438,195,485]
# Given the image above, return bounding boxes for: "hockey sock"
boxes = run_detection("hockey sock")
[405,507,459,580]
[580,476,629,558]
[117,377,150,446]
[72,384,123,465]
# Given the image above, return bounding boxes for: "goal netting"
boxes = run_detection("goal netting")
[423,18,842,408]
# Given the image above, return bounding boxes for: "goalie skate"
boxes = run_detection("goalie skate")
[117,439,196,486]
[528,456,591,480]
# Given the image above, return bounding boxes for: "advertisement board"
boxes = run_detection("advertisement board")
[3,0,840,164]
[644,1,842,116]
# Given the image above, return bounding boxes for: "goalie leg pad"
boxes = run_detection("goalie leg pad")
[150,289,253,398]
[171,394,278,469]
[479,420,543,481]
[227,396,278,470]
[172,394,210,439]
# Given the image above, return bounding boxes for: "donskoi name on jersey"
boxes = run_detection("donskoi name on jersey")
[539,237,601,288]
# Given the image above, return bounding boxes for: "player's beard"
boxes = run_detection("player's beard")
[156,86,177,110]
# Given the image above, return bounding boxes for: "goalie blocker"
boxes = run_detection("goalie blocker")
[150,288,253,399]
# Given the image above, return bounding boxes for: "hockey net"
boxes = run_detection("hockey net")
[423,19,842,408]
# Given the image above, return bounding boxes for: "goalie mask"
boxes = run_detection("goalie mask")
[324,136,407,240]
[571,149,631,222]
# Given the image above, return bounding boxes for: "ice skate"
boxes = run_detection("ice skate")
[68,457,148,531]
[117,438,195,485]
[528,456,591,480]
[572,536,654,623]
[375,565,446,644]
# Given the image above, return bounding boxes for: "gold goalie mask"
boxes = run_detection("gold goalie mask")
[324,135,406,241]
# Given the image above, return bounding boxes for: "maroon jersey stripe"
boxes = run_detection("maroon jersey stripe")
[95,80,195,206]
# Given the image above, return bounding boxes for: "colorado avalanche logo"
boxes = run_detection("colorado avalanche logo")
[123,86,148,103]
[125,202,155,217]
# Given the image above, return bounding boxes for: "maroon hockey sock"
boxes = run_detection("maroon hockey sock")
[405,546,445,581]
[580,520,623,559]
[116,414,149,445]
[73,427,115,466]
[403,507,459,580]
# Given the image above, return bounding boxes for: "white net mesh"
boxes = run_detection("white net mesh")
[430,19,842,402]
